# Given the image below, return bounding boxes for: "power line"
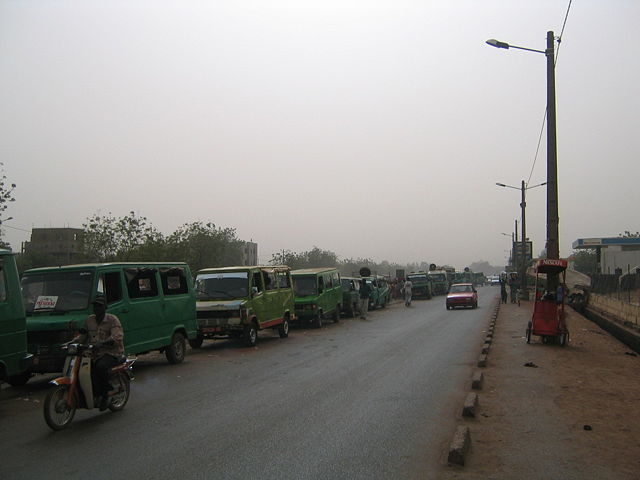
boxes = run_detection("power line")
[1,223,31,233]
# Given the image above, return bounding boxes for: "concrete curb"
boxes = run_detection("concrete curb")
[447,426,471,466]
[471,371,483,390]
[462,393,479,417]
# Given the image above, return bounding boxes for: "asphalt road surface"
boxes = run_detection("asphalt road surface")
[1,287,497,480]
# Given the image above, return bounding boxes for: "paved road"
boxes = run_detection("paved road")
[1,287,497,480]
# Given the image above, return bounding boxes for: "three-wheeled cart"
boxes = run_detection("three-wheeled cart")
[526,258,569,346]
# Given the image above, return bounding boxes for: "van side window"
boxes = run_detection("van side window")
[252,271,264,294]
[125,268,159,299]
[277,271,290,288]
[264,271,277,291]
[318,276,324,293]
[332,271,340,286]
[0,261,6,302]
[97,272,123,304]
[326,274,333,288]
[160,267,188,295]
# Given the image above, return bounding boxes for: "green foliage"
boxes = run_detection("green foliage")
[165,221,243,272]
[0,163,16,248]
[572,249,598,274]
[81,211,161,262]
[618,231,640,238]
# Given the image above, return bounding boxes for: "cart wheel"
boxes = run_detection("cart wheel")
[558,333,567,347]
[525,321,532,344]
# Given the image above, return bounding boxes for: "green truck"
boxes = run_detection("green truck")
[22,262,197,376]
[406,271,433,299]
[428,270,449,295]
[194,266,294,347]
[292,267,342,328]
[0,249,33,386]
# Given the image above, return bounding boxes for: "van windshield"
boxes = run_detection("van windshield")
[429,273,446,281]
[195,272,249,300]
[293,276,317,296]
[21,270,94,313]
[407,275,427,282]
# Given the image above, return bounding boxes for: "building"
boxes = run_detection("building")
[572,237,640,274]
[241,241,258,266]
[23,228,84,265]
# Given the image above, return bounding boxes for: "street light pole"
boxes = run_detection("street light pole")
[486,30,561,292]
[496,181,546,299]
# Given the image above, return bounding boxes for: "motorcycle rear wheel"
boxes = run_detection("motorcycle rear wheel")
[44,385,77,431]
[108,372,131,412]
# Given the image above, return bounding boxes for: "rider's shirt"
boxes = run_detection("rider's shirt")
[85,313,125,358]
[403,281,413,296]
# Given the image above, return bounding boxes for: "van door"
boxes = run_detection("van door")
[261,269,280,327]
[159,266,195,338]
[250,270,269,325]
[122,267,164,353]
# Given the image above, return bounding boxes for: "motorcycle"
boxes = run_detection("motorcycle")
[43,343,136,431]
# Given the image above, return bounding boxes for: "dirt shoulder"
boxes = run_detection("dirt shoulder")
[442,298,640,479]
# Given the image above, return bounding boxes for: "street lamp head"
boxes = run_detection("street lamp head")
[486,39,510,49]
[495,182,507,187]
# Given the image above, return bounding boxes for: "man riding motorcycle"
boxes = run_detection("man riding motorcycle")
[74,294,124,411]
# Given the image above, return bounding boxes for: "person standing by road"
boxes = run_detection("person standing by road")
[403,278,413,306]
[500,277,508,304]
[359,278,372,319]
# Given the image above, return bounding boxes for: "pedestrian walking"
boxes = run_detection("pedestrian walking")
[500,278,508,304]
[359,278,372,319]
[403,278,413,307]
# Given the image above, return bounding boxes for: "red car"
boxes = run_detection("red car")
[446,283,478,310]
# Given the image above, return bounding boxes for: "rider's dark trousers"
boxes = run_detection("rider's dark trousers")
[92,354,119,398]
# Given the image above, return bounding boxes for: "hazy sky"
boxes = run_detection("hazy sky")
[1,0,638,269]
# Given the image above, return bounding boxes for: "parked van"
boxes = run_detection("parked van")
[22,262,197,375]
[292,268,342,328]
[193,265,294,347]
[406,271,433,299]
[340,276,361,317]
[362,276,391,309]
[0,249,33,386]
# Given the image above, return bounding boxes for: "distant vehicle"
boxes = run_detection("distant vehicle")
[0,249,33,386]
[428,270,449,295]
[193,266,294,347]
[292,267,342,328]
[340,276,361,317]
[446,283,478,310]
[406,272,433,299]
[362,276,391,309]
[489,275,501,286]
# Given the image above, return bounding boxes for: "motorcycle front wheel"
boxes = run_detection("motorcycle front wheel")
[44,385,77,431]
[108,372,130,412]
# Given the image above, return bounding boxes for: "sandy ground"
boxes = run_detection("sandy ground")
[441,295,640,479]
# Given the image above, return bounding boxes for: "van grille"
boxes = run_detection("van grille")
[28,330,74,345]
[197,310,236,320]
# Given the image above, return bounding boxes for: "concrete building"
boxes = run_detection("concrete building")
[241,241,258,266]
[572,237,640,274]
[23,227,84,265]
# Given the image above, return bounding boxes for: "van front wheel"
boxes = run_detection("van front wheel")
[166,332,186,364]
[278,318,289,338]
[244,324,258,347]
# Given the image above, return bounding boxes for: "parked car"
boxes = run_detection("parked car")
[340,276,360,317]
[193,266,294,347]
[489,275,501,286]
[362,276,391,309]
[291,268,342,328]
[446,283,478,310]
[0,249,33,386]
[22,262,197,376]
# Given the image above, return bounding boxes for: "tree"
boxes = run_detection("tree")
[81,211,161,262]
[571,249,598,275]
[165,221,244,272]
[0,163,16,248]
[618,231,640,238]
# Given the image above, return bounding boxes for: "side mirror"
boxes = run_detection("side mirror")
[252,286,259,296]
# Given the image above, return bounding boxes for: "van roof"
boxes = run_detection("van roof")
[24,262,189,274]
[291,267,338,275]
[197,265,291,274]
